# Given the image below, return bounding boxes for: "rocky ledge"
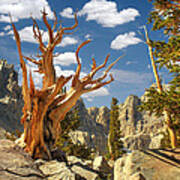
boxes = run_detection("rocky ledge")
[1,138,180,180]
[0,139,112,180]
[114,149,180,180]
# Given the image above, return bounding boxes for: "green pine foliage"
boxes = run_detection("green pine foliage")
[56,107,93,159]
[140,0,180,147]
[148,0,180,35]
[107,97,124,160]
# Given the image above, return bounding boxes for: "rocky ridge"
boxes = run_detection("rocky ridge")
[114,149,180,180]
[0,139,112,180]
[0,60,23,132]
[1,136,180,180]
[87,95,166,151]
[70,99,108,155]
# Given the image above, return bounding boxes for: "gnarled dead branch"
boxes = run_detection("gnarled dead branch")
[11,10,123,159]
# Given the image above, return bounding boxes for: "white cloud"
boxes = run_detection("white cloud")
[7,30,13,35]
[0,0,53,22]
[4,25,11,31]
[58,36,78,47]
[0,29,13,36]
[126,61,132,65]
[82,86,109,101]
[110,32,142,50]
[148,64,151,69]
[111,69,152,84]
[0,32,5,36]
[18,26,38,43]
[60,7,74,18]
[0,14,18,22]
[126,60,137,65]
[55,66,75,77]
[9,25,77,46]
[54,52,78,66]
[11,26,49,43]
[78,0,140,27]
[85,34,91,39]
[18,61,43,89]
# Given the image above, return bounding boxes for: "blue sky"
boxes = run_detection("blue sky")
[0,0,169,107]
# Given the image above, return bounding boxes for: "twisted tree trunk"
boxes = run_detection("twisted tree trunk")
[11,10,123,159]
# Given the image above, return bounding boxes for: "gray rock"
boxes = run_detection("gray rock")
[70,98,108,155]
[123,134,151,150]
[69,130,90,146]
[129,172,146,180]
[39,161,76,180]
[93,156,112,174]
[39,154,99,180]
[120,95,165,150]
[67,156,91,166]
[0,127,7,139]
[0,139,100,180]
[114,150,180,180]
[0,139,45,180]
[87,94,166,151]
[71,165,99,180]
[87,106,110,134]
[0,60,23,133]
[39,161,67,175]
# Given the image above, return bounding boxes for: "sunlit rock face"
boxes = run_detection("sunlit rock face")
[0,139,102,180]
[117,95,165,150]
[87,106,110,134]
[87,94,165,151]
[70,98,108,155]
[114,149,180,180]
[0,60,23,132]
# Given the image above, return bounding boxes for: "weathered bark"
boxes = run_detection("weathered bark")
[11,10,123,159]
[164,111,177,148]
[144,26,177,148]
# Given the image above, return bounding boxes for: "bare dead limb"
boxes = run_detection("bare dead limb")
[11,10,122,160]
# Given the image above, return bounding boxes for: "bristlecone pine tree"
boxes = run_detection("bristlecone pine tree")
[11,10,122,159]
[108,97,124,160]
[139,0,180,148]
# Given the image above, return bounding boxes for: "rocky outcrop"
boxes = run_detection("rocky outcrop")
[93,156,112,175]
[118,95,165,150]
[0,139,109,180]
[1,139,179,180]
[87,95,166,150]
[0,139,44,180]
[0,60,23,132]
[87,106,110,134]
[114,149,180,180]
[69,98,108,155]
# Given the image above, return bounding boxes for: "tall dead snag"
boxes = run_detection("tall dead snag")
[12,10,122,160]
[144,27,177,148]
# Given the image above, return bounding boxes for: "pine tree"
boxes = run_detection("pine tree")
[107,97,124,160]
[139,0,180,148]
